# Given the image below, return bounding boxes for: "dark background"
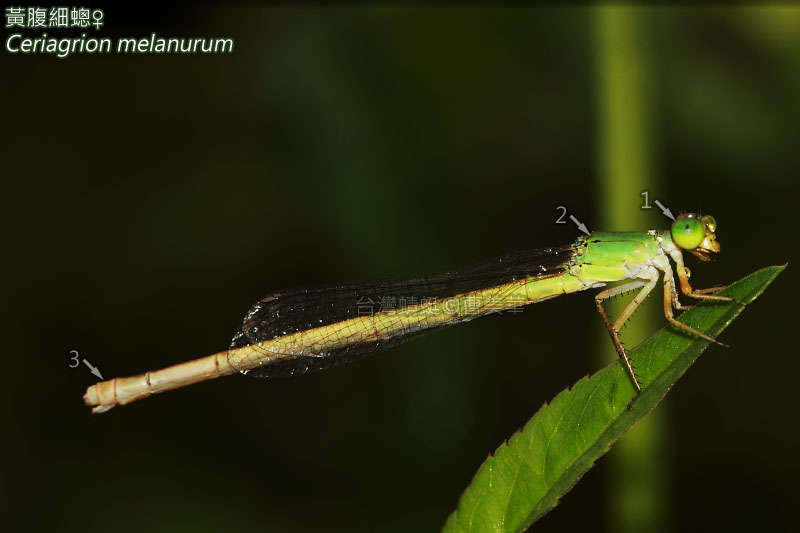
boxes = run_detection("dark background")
[2,6,798,532]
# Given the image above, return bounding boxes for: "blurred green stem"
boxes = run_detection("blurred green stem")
[594,7,667,533]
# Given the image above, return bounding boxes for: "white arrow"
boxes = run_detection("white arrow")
[569,214,591,236]
[82,358,104,380]
[654,200,675,221]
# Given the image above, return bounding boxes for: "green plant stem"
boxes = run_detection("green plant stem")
[594,7,666,532]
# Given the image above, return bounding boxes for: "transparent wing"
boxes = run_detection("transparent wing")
[228,243,579,378]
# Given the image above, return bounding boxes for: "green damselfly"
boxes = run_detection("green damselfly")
[84,212,734,413]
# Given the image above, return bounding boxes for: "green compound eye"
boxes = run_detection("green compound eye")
[671,217,705,250]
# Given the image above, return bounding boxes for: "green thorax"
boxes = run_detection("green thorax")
[569,231,667,283]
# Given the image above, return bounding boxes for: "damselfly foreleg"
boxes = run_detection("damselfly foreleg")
[660,261,730,348]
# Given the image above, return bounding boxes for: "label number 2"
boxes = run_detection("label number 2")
[555,206,567,224]
[69,350,80,368]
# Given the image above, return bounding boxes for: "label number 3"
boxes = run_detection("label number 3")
[69,350,80,368]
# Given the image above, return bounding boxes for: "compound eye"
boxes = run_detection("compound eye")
[671,217,705,250]
[701,214,717,233]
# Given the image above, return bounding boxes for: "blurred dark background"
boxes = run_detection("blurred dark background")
[2,5,798,532]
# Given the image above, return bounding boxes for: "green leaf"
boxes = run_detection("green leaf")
[443,265,786,533]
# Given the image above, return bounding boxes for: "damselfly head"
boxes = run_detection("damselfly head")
[671,213,720,261]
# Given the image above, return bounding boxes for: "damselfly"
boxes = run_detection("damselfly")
[84,213,734,413]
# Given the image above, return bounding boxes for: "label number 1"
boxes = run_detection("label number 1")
[641,191,651,209]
